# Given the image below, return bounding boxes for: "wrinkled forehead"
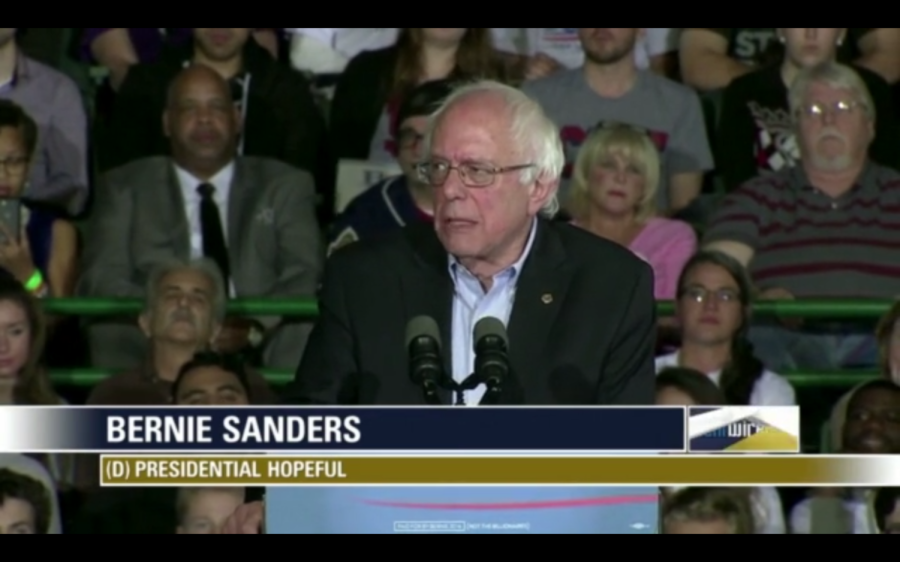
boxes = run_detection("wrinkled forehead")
[805,80,858,103]
[430,95,515,161]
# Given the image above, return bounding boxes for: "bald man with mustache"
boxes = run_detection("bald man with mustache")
[702,61,900,372]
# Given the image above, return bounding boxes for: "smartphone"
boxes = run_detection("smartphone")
[0,198,21,245]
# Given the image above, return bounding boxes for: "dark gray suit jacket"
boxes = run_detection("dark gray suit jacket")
[78,155,322,369]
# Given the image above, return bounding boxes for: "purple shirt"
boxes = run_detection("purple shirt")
[81,28,193,63]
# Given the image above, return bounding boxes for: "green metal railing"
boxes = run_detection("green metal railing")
[44,298,889,388]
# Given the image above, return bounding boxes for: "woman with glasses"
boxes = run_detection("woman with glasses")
[567,122,696,300]
[0,100,77,302]
[655,251,795,406]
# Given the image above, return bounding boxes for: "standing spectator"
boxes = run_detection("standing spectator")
[0,28,89,216]
[718,28,900,191]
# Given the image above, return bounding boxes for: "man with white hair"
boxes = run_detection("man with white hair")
[222,79,656,534]
[703,61,900,371]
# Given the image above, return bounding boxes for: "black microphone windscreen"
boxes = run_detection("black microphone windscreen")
[405,315,442,349]
[473,316,508,346]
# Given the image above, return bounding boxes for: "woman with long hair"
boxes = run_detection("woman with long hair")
[568,122,696,299]
[655,251,795,406]
[329,28,509,167]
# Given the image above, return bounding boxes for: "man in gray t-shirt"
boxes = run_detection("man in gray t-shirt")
[522,28,713,213]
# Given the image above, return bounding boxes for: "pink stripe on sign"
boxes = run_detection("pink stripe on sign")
[359,494,659,511]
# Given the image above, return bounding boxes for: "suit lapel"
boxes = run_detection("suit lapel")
[506,220,571,404]
[403,224,454,405]
[165,163,191,259]
[227,160,256,272]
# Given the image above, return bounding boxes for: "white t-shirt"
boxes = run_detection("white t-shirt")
[491,28,679,70]
[655,350,796,406]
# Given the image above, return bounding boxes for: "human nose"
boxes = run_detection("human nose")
[438,168,467,201]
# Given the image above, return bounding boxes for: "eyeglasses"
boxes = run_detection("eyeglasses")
[0,156,27,175]
[416,159,535,188]
[798,100,862,118]
[397,128,424,149]
[680,287,741,303]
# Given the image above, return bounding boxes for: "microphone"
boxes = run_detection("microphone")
[473,317,510,405]
[405,316,445,405]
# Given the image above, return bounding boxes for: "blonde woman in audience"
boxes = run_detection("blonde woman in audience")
[0,276,73,487]
[656,367,786,534]
[656,251,796,406]
[176,487,246,534]
[568,122,696,300]
[662,487,756,534]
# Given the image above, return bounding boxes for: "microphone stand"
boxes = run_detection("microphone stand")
[478,379,503,406]
[445,374,482,406]
[421,383,443,406]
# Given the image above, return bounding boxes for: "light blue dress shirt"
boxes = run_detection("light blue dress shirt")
[448,219,538,405]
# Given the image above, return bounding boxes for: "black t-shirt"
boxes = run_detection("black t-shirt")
[717,63,900,191]
[699,28,874,67]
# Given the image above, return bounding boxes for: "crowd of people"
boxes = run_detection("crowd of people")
[0,27,899,533]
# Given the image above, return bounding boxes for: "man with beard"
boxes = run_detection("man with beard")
[521,28,712,215]
[704,62,900,372]
[79,66,321,371]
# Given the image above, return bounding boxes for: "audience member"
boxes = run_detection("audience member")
[327,79,455,255]
[176,487,245,534]
[0,467,52,534]
[791,380,900,533]
[288,28,398,77]
[79,65,322,371]
[83,28,280,90]
[0,28,89,216]
[171,351,253,406]
[680,28,900,91]
[655,368,786,534]
[493,28,680,79]
[705,62,900,371]
[567,122,696,299]
[662,487,756,534]
[718,28,900,191]
[873,487,900,534]
[656,251,795,406]
[330,28,509,166]
[100,28,327,198]
[876,302,900,384]
[0,455,60,533]
[522,28,712,214]
[84,259,275,407]
[0,100,78,299]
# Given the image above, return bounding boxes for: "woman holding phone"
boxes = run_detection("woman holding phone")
[0,100,78,301]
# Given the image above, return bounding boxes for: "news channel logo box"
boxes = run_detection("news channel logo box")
[688,406,800,453]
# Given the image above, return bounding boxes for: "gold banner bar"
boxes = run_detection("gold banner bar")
[99,455,900,486]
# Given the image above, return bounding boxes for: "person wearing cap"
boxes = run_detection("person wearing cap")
[326,79,456,256]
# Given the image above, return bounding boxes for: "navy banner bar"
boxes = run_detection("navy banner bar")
[5,407,686,452]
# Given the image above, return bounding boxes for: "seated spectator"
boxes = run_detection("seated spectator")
[0,467,52,534]
[567,122,696,299]
[680,28,900,91]
[791,380,900,533]
[704,62,900,371]
[655,367,786,534]
[176,487,245,534]
[873,488,900,534]
[876,302,900,384]
[0,277,72,485]
[327,79,455,255]
[718,28,900,191]
[84,259,275,406]
[0,28,89,216]
[0,455,60,533]
[656,251,796,406]
[522,28,712,215]
[493,28,680,80]
[330,28,509,166]
[662,487,756,534]
[100,27,327,199]
[79,65,321,371]
[0,100,78,299]
[83,28,280,90]
[172,351,253,406]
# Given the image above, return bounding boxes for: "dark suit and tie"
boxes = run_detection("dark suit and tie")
[288,219,656,406]
[78,155,322,370]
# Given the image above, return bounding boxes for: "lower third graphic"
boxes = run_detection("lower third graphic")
[688,406,801,453]
[393,521,530,533]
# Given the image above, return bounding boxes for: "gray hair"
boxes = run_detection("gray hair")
[422,79,565,218]
[788,61,875,123]
[143,258,227,322]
